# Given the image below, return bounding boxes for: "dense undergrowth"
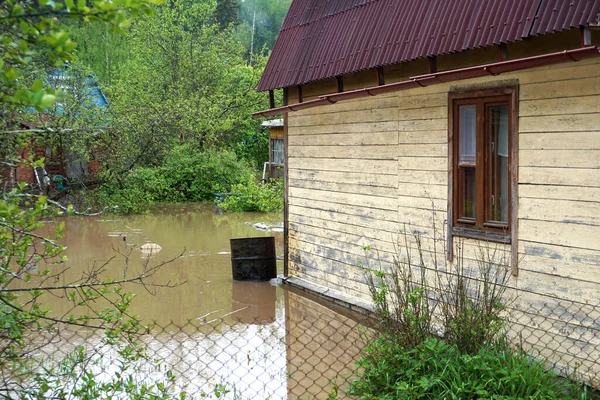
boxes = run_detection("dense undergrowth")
[220,178,284,212]
[92,147,283,214]
[346,236,598,400]
[349,335,590,399]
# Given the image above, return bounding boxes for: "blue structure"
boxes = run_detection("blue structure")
[45,68,110,181]
[47,68,109,114]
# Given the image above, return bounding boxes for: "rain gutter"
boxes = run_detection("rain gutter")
[252,46,599,118]
[252,98,330,118]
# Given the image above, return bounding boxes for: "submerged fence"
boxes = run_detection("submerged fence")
[22,288,600,399]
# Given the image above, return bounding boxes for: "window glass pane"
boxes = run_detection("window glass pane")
[272,139,284,164]
[461,167,476,219]
[489,105,509,223]
[459,105,476,164]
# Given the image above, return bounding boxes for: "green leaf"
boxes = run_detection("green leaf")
[11,5,24,15]
[31,80,44,92]
[39,94,57,108]
[5,68,20,82]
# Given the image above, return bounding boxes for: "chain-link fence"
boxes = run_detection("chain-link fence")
[24,287,600,399]
[23,288,372,399]
[138,291,373,399]
[508,297,600,387]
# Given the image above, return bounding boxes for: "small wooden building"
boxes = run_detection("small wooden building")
[255,0,600,379]
[261,118,285,180]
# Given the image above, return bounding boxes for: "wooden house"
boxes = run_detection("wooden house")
[254,0,600,379]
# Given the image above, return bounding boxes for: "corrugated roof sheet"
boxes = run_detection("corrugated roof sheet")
[257,0,600,91]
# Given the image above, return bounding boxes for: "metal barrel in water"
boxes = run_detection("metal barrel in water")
[230,236,277,281]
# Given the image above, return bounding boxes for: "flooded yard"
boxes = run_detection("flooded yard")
[26,203,370,399]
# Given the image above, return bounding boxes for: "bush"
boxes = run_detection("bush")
[349,335,585,400]
[364,232,511,354]
[351,227,597,400]
[94,146,256,213]
[220,178,283,212]
[161,146,254,202]
[91,170,160,214]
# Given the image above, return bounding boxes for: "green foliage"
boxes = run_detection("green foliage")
[214,0,240,30]
[30,343,179,399]
[236,0,292,54]
[220,178,283,212]
[0,1,195,396]
[94,147,256,213]
[350,228,599,399]
[91,173,157,214]
[235,125,269,169]
[0,193,64,367]
[102,0,269,172]
[161,147,254,202]
[66,20,132,86]
[364,233,511,354]
[0,187,182,397]
[349,336,587,400]
[3,0,273,211]
[0,0,161,109]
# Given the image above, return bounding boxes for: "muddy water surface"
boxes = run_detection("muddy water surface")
[41,203,284,325]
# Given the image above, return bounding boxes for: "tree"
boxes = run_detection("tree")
[0,0,160,111]
[236,0,292,55]
[214,0,240,30]
[0,0,162,185]
[99,0,269,179]
[65,20,133,86]
[0,1,188,398]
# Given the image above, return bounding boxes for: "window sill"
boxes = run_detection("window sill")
[452,227,511,244]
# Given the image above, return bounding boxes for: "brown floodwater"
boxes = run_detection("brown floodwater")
[21,203,369,399]
[32,203,284,325]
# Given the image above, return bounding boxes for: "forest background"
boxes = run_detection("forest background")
[2,0,291,213]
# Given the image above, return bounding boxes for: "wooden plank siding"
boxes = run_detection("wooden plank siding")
[285,55,600,374]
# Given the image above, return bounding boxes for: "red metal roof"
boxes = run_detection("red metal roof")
[257,0,600,91]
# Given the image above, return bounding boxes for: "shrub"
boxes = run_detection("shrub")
[92,176,155,214]
[161,146,254,202]
[349,336,585,400]
[364,232,511,354]
[220,178,283,212]
[94,146,256,213]
[351,226,597,399]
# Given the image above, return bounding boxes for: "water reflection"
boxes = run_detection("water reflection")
[285,289,371,399]
[232,281,277,324]
[139,287,369,399]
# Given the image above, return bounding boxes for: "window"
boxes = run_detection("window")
[449,85,517,244]
[271,138,284,165]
